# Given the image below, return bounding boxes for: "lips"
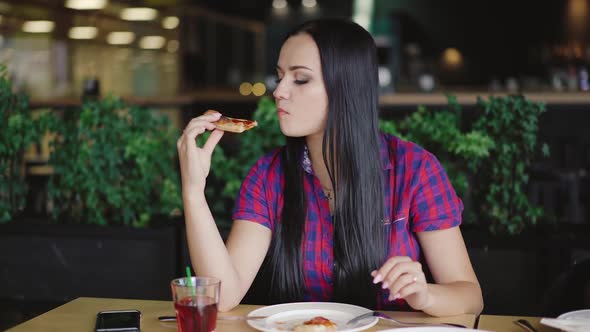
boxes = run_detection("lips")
[277,107,289,116]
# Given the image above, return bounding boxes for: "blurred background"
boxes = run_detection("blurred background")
[2,0,590,330]
[1,0,589,100]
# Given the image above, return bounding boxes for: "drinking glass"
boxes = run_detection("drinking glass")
[171,276,220,332]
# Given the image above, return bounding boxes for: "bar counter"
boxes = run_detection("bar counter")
[29,90,590,109]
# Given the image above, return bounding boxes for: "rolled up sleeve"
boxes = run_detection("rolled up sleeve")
[410,152,463,232]
[232,154,276,230]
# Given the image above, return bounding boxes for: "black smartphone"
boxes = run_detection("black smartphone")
[95,309,141,332]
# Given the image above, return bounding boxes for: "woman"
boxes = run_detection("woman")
[177,18,483,316]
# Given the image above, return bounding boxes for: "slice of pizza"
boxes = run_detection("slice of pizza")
[293,316,337,332]
[205,110,258,133]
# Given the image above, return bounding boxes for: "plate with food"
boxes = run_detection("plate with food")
[246,302,378,332]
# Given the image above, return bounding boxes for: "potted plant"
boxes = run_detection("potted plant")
[464,95,559,315]
[0,94,184,317]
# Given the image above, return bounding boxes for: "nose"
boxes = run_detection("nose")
[273,80,289,100]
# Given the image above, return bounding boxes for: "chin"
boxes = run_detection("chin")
[279,122,325,138]
[279,123,305,138]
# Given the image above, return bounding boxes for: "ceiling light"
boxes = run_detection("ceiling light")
[139,36,165,49]
[272,0,288,9]
[22,21,55,33]
[162,16,179,29]
[107,31,135,45]
[65,0,107,10]
[302,0,317,8]
[69,26,98,39]
[120,7,158,21]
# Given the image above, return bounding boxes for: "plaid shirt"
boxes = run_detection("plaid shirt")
[233,133,463,310]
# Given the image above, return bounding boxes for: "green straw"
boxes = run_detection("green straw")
[185,266,196,296]
[185,266,193,286]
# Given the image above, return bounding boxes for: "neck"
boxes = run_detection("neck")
[306,132,333,190]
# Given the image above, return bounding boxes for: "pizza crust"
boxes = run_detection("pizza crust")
[294,325,336,332]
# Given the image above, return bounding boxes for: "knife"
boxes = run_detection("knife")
[158,315,268,322]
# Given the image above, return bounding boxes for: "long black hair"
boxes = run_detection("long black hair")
[268,18,386,309]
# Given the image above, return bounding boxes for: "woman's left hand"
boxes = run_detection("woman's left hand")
[371,256,432,310]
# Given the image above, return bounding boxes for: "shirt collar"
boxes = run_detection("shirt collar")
[301,134,392,174]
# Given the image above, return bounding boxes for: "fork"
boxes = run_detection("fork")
[346,311,466,328]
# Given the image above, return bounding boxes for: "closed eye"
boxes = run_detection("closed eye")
[274,78,308,85]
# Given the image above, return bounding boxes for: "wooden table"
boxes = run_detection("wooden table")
[7,297,477,331]
[477,314,560,332]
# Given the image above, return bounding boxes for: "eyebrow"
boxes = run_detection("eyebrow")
[276,65,313,72]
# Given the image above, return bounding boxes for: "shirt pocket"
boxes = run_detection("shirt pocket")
[383,213,406,252]
[392,213,406,225]
[384,212,410,256]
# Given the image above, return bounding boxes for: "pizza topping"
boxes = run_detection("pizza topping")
[293,316,337,332]
[204,109,258,133]
[303,316,336,326]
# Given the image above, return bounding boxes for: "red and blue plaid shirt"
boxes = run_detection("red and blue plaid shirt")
[233,133,463,310]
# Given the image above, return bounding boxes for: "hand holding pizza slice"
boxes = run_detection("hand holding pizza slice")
[205,110,258,133]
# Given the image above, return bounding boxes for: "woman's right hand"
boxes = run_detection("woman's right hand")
[177,111,224,194]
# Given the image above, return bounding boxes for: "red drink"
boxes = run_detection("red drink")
[174,296,218,332]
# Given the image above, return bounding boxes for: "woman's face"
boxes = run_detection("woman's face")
[273,33,329,138]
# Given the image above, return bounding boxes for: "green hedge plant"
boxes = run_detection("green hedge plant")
[471,95,549,235]
[46,96,182,227]
[0,64,48,222]
[206,95,546,236]
[381,95,547,235]
[208,96,495,228]
[380,95,494,200]
[127,93,548,235]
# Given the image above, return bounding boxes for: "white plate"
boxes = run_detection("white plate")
[558,309,590,320]
[553,309,590,331]
[379,328,488,332]
[246,302,379,332]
